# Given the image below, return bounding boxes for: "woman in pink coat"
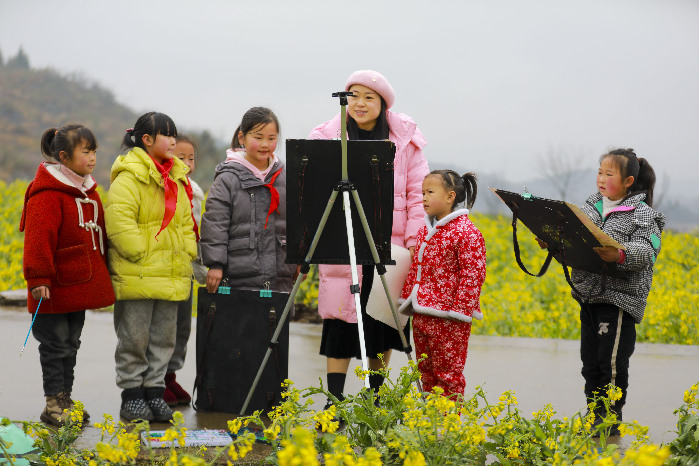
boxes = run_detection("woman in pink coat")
[309,70,429,406]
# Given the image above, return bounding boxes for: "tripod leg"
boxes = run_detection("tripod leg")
[240,189,341,415]
[342,190,371,389]
[350,189,422,393]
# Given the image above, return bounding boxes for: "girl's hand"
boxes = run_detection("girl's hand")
[536,238,549,249]
[31,286,50,300]
[408,246,415,258]
[594,246,621,263]
[206,269,223,294]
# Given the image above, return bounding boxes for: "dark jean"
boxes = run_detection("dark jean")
[31,311,86,396]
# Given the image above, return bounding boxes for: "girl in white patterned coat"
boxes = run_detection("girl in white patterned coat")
[399,170,486,398]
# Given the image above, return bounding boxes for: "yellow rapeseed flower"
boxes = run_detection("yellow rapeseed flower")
[403,450,426,466]
[357,447,382,466]
[606,385,623,402]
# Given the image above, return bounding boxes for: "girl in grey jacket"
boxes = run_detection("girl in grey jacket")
[570,148,664,435]
[200,107,296,294]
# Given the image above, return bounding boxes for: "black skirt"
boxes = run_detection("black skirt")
[319,265,410,359]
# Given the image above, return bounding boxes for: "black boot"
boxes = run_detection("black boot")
[120,388,154,422]
[145,387,173,423]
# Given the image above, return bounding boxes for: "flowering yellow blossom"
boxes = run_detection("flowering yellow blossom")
[228,443,239,461]
[403,450,426,466]
[278,427,319,466]
[683,383,698,404]
[227,419,242,435]
[313,404,339,433]
[264,423,282,441]
[606,385,623,402]
[622,445,670,465]
[533,404,555,422]
[357,447,382,466]
[166,449,178,466]
[324,435,356,466]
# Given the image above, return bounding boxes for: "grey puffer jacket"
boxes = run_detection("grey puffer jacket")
[200,158,295,292]
[571,192,665,323]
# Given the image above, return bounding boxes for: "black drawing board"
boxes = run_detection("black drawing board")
[492,188,627,278]
[285,139,395,265]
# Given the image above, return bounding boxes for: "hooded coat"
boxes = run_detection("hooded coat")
[571,192,664,323]
[309,111,430,322]
[104,148,197,301]
[200,157,295,291]
[20,162,115,314]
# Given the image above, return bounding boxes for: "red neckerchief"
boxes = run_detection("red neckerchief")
[264,168,283,229]
[150,156,178,240]
[183,177,200,241]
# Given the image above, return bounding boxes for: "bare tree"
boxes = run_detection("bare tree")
[652,171,678,213]
[538,145,589,201]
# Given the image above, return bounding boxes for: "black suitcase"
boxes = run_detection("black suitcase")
[193,286,290,414]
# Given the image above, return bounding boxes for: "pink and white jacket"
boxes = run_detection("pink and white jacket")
[398,209,486,323]
[309,111,430,322]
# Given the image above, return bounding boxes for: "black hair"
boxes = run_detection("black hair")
[347,95,389,141]
[175,134,198,154]
[230,107,280,149]
[121,112,177,150]
[40,124,97,163]
[600,148,656,206]
[428,170,478,210]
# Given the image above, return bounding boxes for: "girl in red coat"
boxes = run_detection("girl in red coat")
[20,125,116,426]
[398,170,486,398]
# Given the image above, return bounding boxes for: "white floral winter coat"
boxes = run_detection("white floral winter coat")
[398,209,486,323]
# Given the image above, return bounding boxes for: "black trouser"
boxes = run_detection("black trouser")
[31,311,86,396]
[580,302,636,413]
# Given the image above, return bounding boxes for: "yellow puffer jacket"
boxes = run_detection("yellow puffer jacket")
[105,148,197,300]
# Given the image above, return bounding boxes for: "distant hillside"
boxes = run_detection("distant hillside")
[0,51,225,189]
[0,66,137,186]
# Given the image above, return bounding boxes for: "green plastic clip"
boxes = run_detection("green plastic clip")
[522,186,532,200]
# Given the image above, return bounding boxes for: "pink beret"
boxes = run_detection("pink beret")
[345,70,395,109]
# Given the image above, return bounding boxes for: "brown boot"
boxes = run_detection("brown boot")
[61,392,90,423]
[40,392,70,427]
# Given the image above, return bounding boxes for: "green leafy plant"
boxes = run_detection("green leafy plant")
[235,362,674,466]
[667,383,699,465]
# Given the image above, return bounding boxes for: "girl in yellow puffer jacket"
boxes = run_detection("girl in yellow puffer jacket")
[105,111,197,423]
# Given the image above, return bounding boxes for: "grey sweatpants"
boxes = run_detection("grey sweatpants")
[167,283,193,373]
[114,299,177,390]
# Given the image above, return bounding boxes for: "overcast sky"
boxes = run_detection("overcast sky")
[1,0,697,197]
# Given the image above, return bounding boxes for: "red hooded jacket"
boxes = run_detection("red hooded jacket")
[20,162,115,314]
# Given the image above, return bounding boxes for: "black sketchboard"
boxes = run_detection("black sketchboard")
[194,287,289,415]
[492,188,627,279]
[285,139,395,265]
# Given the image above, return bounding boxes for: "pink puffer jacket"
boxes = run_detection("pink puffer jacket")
[309,111,430,322]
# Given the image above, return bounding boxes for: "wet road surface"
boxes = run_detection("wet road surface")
[1,306,697,448]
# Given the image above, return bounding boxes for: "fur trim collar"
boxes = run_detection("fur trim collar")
[424,209,469,241]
